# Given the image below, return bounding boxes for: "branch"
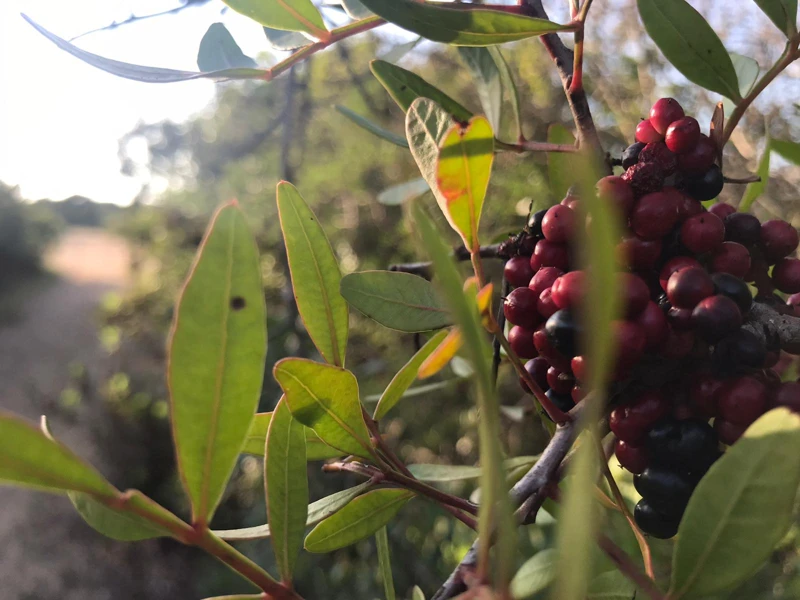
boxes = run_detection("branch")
[389,244,504,277]
[495,140,579,153]
[744,301,800,355]
[69,0,211,41]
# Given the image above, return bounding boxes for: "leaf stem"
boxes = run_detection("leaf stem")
[597,534,667,600]
[495,139,579,153]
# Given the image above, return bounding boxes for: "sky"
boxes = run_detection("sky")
[0,0,272,205]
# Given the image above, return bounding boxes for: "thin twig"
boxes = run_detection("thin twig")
[492,278,510,383]
[597,534,667,600]
[389,244,503,277]
[68,0,211,41]
[495,140,579,153]
[723,174,761,184]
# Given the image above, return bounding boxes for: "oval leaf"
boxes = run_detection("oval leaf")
[335,105,409,148]
[374,330,448,419]
[436,116,495,249]
[376,526,396,600]
[70,492,170,542]
[304,489,414,553]
[412,586,426,600]
[753,0,798,36]
[244,412,342,460]
[418,328,463,379]
[340,271,451,332]
[586,571,637,599]
[740,141,771,212]
[214,482,371,541]
[458,47,503,134]
[669,408,800,599]
[168,202,267,523]
[408,456,539,483]
[510,549,557,599]
[265,398,308,583]
[22,15,266,83]
[722,54,760,117]
[197,23,257,72]
[358,0,573,46]
[637,0,740,100]
[222,0,328,39]
[277,182,349,366]
[341,0,374,19]
[547,124,576,200]
[377,179,431,206]
[370,60,473,123]
[263,26,311,51]
[771,138,800,164]
[273,358,374,459]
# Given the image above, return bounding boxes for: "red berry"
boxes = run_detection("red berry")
[787,292,800,316]
[639,142,677,175]
[710,241,751,279]
[597,176,636,216]
[508,325,537,359]
[504,256,534,288]
[662,330,695,359]
[667,307,694,331]
[674,189,704,221]
[615,439,649,474]
[537,288,559,319]
[547,366,575,394]
[531,239,570,271]
[634,301,669,350]
[715,419,747,445]
[692,295,742,342]
[609,390,670,443]
[667,267,714,309]
[708,203,736,219]
[533,327,571,370]
[772,381,800,413]
[772,258,800,293]
[659,256,702,291]
[723,213,761,246]
[572,384,587,403]
[680,212,725,254]
[570,355,587,381]
[528,266,563,296]
[521,357,550,394]
[618,236,662,270]
[717,376,767,425]
[649,98,685,134]
[760,219,799,263]
[623,162,665,198]
[613,320,647,369]
[688,373,722,418]
[542,204,576,243]
[665,117,700,154]
[631,190,680,240]
[551,271,586,310]
[677,134,716,175]
[635,119,662,144]
[503,287,540,329]
[620,273,650,317]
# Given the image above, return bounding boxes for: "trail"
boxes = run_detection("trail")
[0,228,192,600]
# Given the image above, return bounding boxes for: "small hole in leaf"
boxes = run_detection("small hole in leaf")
[230,296,246,311]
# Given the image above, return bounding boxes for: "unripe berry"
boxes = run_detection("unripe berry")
[615,439,649,474]
[537,287,559,319]
[710,241,751,279]
[677,134,716,175]
[771,258,800,293]
[528,266,563,296]
[692,295,742,342]
[717,376,767,425]
[639,141,677,175]
[570,355,587,381]
[620,273,650,317]
[613,320,647,369]
[634,301,669,350]
[665,116,700,154]
[533,327,571,370]
[609,390,670,443]
[622,142,646,169]
[531,239,570,271]
[504,256,534,288]
[551,271,585,310]
[674,190,704,222]
[542,204,576,243]
[659,256,702,291]
[596,176,635,216]
[623,162,665,197]
[708,202,735,219]
[631,190,680,240]
[760,219,799,262]
[667,267,714,309]
[503,288,540,329]
[635,119,662,144]
[649,98,685,134]
[508,325,537,359]
[680,212,725,254]
[723,212,761,246]
[787,292,800,317]
[684,164,724,201]
[667,307,694,331]
[618,236,662,270]
[547,366,575,395]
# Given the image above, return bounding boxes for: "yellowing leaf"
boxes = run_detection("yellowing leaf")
[418,328,463,379]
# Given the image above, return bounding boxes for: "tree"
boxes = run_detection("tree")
[9,2,800,600]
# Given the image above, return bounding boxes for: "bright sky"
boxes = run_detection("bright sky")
[0,0,270,205]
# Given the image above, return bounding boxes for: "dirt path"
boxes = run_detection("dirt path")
[0,228,191,600]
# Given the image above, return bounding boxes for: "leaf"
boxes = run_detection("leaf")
[740,141,771,212]
[510,549,557,599]
[380,37,423,64]
[771,138,800,164]
[197,23,257,72]
[722,54,760,117]
[670,408,800,598]
[263,27,311,51]
[377,179,431,206]
[637,0,741,99]
[70,492,169,541]
[365,380,460,404]
[340,271,451,332]
[710,101,725,164]
[753,0,798,36]
[547,125,576,200]
[412,586,426,600]
[370,60,473,122]
[265,398,308,582]
[274,358,374,459]
[243,412,342,460]
[304,489,414,553]
[341,0,374,19]
[222,0,328,39]
[168,202,267,523]
[489,47,522,141]
[458,48,503,134]
[214,482,371,541]
[418,328,463,379]
[376,527,396,600]
[22,15,266,83]
[0,412,116,496]
[407,456,539,482]
[358,0,573,46]
[277,182,349,366]
[586,571,637,599]
[335,105,409,148]
[374,330,449,419]
[435,116,495,249]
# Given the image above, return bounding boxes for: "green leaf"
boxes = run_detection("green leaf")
[637,0,741,99]
[722,54,760,116]
[335,105,409,148]
[277,182,349,366]
[243,412,342,461]
[586,571,637,599]
[304,489,414,553]
[753,0,798,36]
[376,526,396,600]
[436,116,495,248]
[273,358,374,459]
[489,47,522,141]
[70,492,169,541]
[265,398,308,582]
[408,456,539,482]
[222,0,327,38]
[214,482,371,541]
[670,408,800,599]
[370,60,473,122]
[771,138,800,164]
[263,27,311,51]
[168,202,267,523]
[740,141,771,212]
[340,271,451,333]
[23,15,265,82]
[358,0,573,46]
[510,549,557,599]
[197,23,257,72]
[340,0,374,19]
[377,179,431,206]
[547,125,576,201]
[411,586,426,600]
[458,48,503,134]
[374,330,449,419]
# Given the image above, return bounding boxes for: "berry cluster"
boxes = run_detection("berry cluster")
[503,97,800,539]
